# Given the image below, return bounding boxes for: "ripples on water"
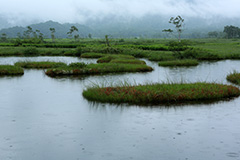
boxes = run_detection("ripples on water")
[0,57,240,160]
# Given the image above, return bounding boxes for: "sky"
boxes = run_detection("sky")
[0,0,240,26]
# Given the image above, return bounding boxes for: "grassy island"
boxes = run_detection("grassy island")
[14,61,67,69]
[45,62,153,77]
[0,65,24,76]
[227,72,240,85]
[82,82,240,105]
[46,54,153,77]
[158,59,199,67]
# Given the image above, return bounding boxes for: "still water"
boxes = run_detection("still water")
[0,57,240,160]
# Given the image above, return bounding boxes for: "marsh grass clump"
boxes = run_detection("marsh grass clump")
[158,59,199,67]
[82,82,240,105]
[227,71,240,85]
[0,65,24,76]
[14,61,67,69]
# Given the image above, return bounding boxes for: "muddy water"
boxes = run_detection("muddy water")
[0,57,240,160]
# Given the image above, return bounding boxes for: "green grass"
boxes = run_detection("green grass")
[14,61,67,69]
[45,63,153,77]
[1,38,240,61]
[158,59,199,67]
[147,51,176,61]
[97,55,135,63]
[81,53,146,64]
[226,71,240,85]
[192,39,240,59]
[110,59,146,64]
[0,65,24,76]
[82,82,240,105]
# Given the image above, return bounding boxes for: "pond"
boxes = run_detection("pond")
[0,57,240,160]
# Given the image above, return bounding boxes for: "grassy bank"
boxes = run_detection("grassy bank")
[0,65,24,76]
[158,59,199,67]
[227,72,240,85]
[14,61,67,69]
[0,47,81,57]
[82,82,240,105]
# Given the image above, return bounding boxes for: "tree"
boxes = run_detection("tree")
[162,29,173,38]
[67,26,79,41]
[50,28,56,42]
[208,31,219,38]
[163,15,184,42]
[105,35,110,47]
[88,33,92,39]
[36,30,44,42]
[24,26,33,39]
[0,33,7,42]
[223,25,240,39]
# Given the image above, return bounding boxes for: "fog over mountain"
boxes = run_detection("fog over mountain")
[0,0,240,38]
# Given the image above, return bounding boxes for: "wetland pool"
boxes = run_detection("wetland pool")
[0,57,240,160]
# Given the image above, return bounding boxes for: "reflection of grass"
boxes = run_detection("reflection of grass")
[0,65,24,75]
[158,59,199,67]
[227,71,240,85]
[14,61,67,69]
[82,82,240,105]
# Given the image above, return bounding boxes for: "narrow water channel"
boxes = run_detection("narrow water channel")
[0,57,240,160]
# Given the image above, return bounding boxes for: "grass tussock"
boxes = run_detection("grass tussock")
[14,61,67,69]
[0,65,24,76]
[158,59,199,67]
[82,82,240,105]
[227,71,240,85]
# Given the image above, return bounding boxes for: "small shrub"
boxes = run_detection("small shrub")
[75,47,82,56]
[119,39,125,42]
[64,50,76,56]
[23,47,39,56]
[167,41,188,51]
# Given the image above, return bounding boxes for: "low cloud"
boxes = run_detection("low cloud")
[0,0,240,26]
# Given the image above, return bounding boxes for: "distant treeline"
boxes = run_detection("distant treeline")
[208,25,240,39]
[1,20,240,41]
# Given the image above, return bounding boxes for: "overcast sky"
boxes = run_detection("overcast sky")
[0,0,240,26]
